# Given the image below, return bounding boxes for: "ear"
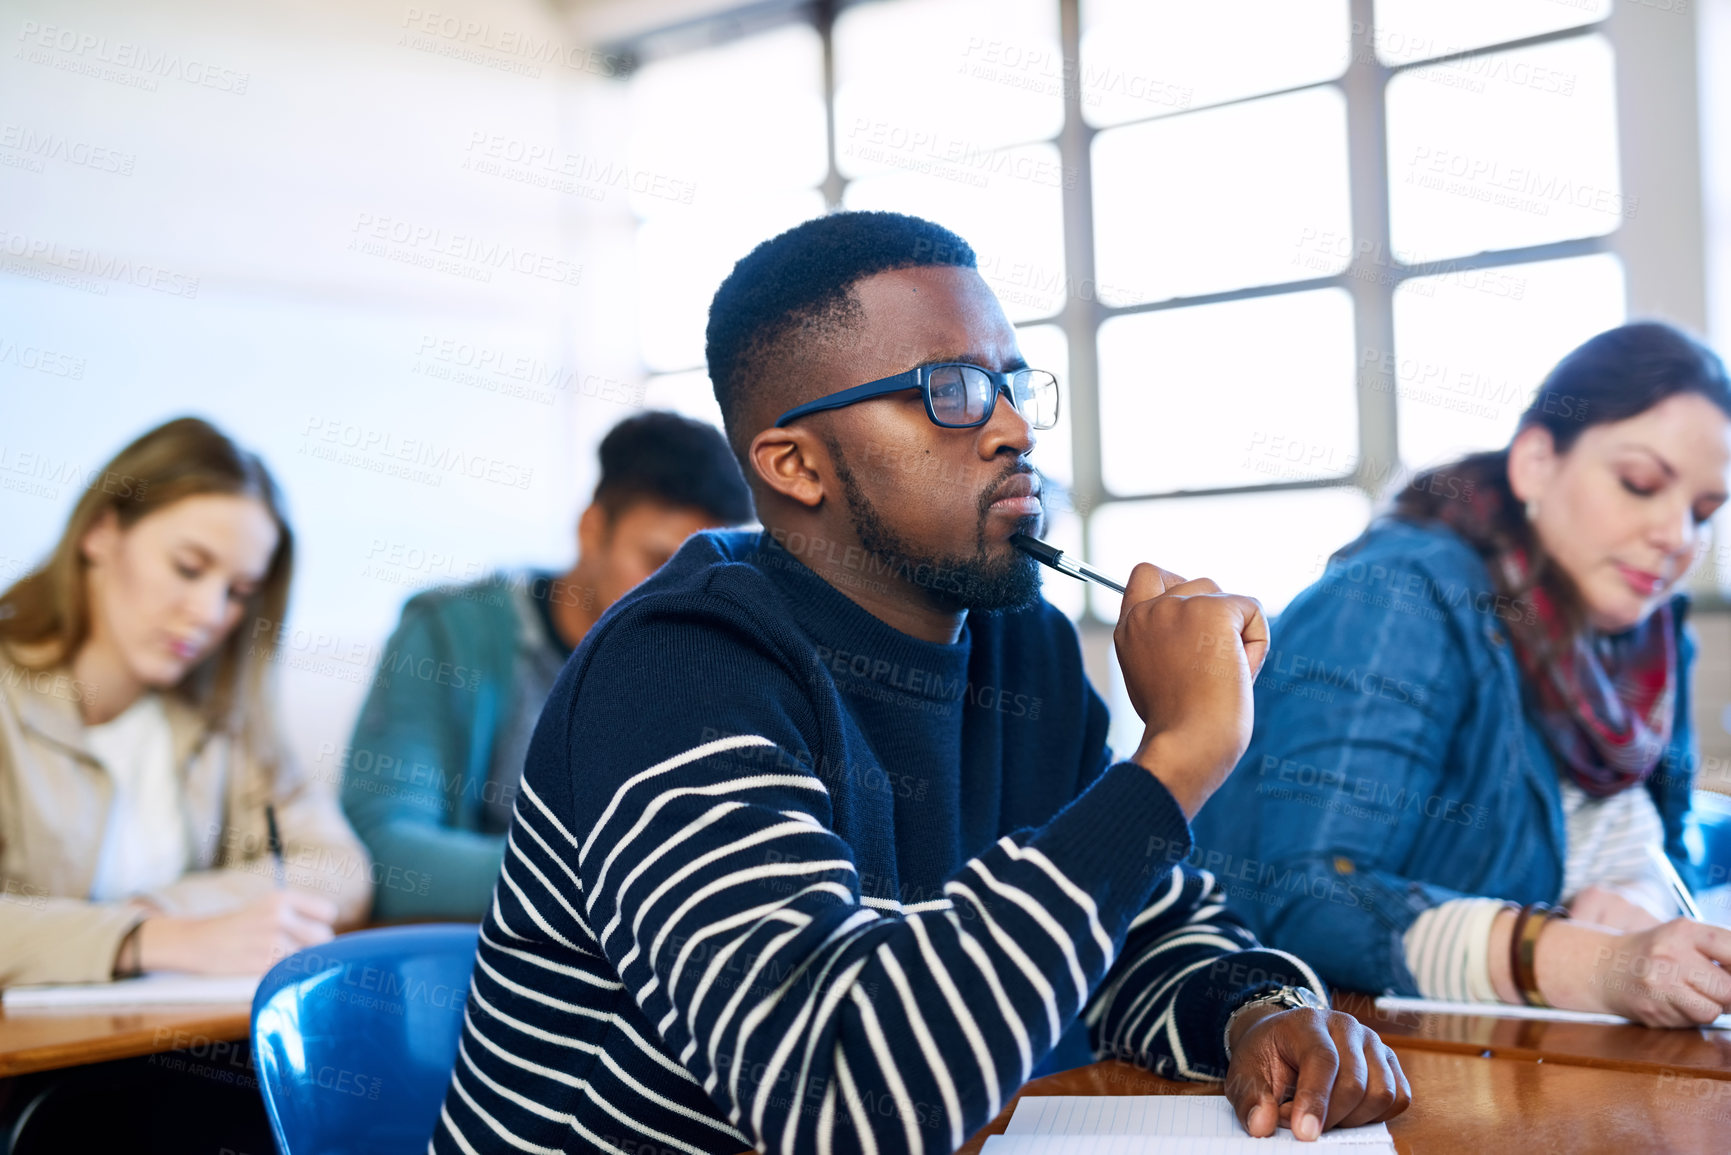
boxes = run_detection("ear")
[576,502,610,557]
[1506,424,1558,505]
[80,508,120,566]
[747,427,828,510]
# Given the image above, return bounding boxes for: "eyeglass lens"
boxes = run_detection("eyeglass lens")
[928,365,1058,430]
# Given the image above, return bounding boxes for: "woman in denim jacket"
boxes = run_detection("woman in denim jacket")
[1194,322,1731,1025]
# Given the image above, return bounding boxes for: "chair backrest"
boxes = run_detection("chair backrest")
[251,924,478,1155]
[1689,788,1731,889]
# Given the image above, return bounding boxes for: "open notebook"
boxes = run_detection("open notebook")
[981,1096,1396,1154]
[1,972,259,1009]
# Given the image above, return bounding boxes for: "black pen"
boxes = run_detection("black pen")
[1011,532,1128,594]
[264,802,286,888]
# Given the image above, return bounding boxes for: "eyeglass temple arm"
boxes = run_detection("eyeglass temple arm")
[772,369,919,427]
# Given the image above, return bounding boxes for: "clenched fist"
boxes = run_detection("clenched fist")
[1114,562,1269,819]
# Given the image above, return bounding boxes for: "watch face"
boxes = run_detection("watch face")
[1291,987,1327,1010]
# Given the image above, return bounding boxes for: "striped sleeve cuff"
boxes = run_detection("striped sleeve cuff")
[1401,896,1508,1001]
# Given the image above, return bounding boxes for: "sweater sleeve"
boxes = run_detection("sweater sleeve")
[551,599,1202,1155]
[1085,863,1330,1081]
[0,892,147,986]
[340,596,507,919]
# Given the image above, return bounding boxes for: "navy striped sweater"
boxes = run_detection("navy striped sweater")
[433,531,1324,1155]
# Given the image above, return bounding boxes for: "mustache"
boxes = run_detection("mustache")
[978,461,1044,529]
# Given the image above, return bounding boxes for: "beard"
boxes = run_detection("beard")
[827,439,1044,614]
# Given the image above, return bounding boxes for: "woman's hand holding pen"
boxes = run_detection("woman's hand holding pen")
[1489,910,1731,1026]
[135,890,338,976]
[1114,560,1270,820]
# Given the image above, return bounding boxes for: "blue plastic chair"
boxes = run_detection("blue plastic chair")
[251,924,479,1155]
[1688,788,1731,890]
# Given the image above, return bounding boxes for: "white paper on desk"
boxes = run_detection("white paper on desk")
[985,1135,1395,1155]
[999,1096,1393,1149]
[1374,994,1731,1029]
[1,972,259,1009]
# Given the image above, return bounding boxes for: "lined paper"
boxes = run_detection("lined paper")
[1375,995,1731,1029]
[983,1137,1390,1155]
[992,1096,1394,1151]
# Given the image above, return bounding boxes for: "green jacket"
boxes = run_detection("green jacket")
[341,576,541,919]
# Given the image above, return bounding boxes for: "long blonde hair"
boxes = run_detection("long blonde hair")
[0,417,295,743]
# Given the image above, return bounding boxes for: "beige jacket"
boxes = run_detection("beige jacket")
[0,647,372,985]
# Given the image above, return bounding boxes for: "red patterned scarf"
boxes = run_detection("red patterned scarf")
[1425,487,1677,798]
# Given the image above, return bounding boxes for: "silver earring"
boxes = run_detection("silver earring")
[1524,499,1540,521]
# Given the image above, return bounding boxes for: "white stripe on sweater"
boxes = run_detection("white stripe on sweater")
[580,733,776,864]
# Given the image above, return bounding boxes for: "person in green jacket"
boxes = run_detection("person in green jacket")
[340,411,755,918]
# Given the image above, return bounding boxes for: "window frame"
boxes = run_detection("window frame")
[610,0,1647,624]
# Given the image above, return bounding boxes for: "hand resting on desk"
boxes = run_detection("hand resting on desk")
[1224,1004,1412,1141]
[131,889,337,976]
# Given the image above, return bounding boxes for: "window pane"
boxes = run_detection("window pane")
[1092,87,1351,305]
[628,24,827,216]
[635,190,826,372]
[1080,0,1350,128]
[1373,0,1610,67]
[844,144,1066,323]
[1387,36,1622,263]
[1097,289,1357,495]
[1088,489,1373,621]
[1392,254,1625,470]
[1037,506,1086,621]
[640,370,725,431]
[1016,324,1073,490]
[835,0,1061,177]
[1093,487,1372,753]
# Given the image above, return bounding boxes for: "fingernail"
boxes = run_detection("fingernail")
[1296,1114,1320,1141]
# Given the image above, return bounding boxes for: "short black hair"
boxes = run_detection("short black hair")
[592,410,754,524]
[704,211,977,452]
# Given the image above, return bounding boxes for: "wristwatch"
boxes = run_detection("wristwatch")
[1223,984,1328,1061]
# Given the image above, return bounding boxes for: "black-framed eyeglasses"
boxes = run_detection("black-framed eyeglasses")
[773,362,1060,430]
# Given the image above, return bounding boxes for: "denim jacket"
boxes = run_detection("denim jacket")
[1191,517,1698,995]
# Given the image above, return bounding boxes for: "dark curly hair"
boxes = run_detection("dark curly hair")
[593,410,753,525]
[704,211,977,456]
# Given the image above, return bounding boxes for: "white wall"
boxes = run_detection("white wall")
[0,0,645,774]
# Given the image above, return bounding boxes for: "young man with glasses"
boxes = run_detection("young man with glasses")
[434,211,1409,1155]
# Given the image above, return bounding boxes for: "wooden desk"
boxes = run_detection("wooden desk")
[1335,990,1731,1080]
[0,1004,250,1078]
[960,1049,1731,1154]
